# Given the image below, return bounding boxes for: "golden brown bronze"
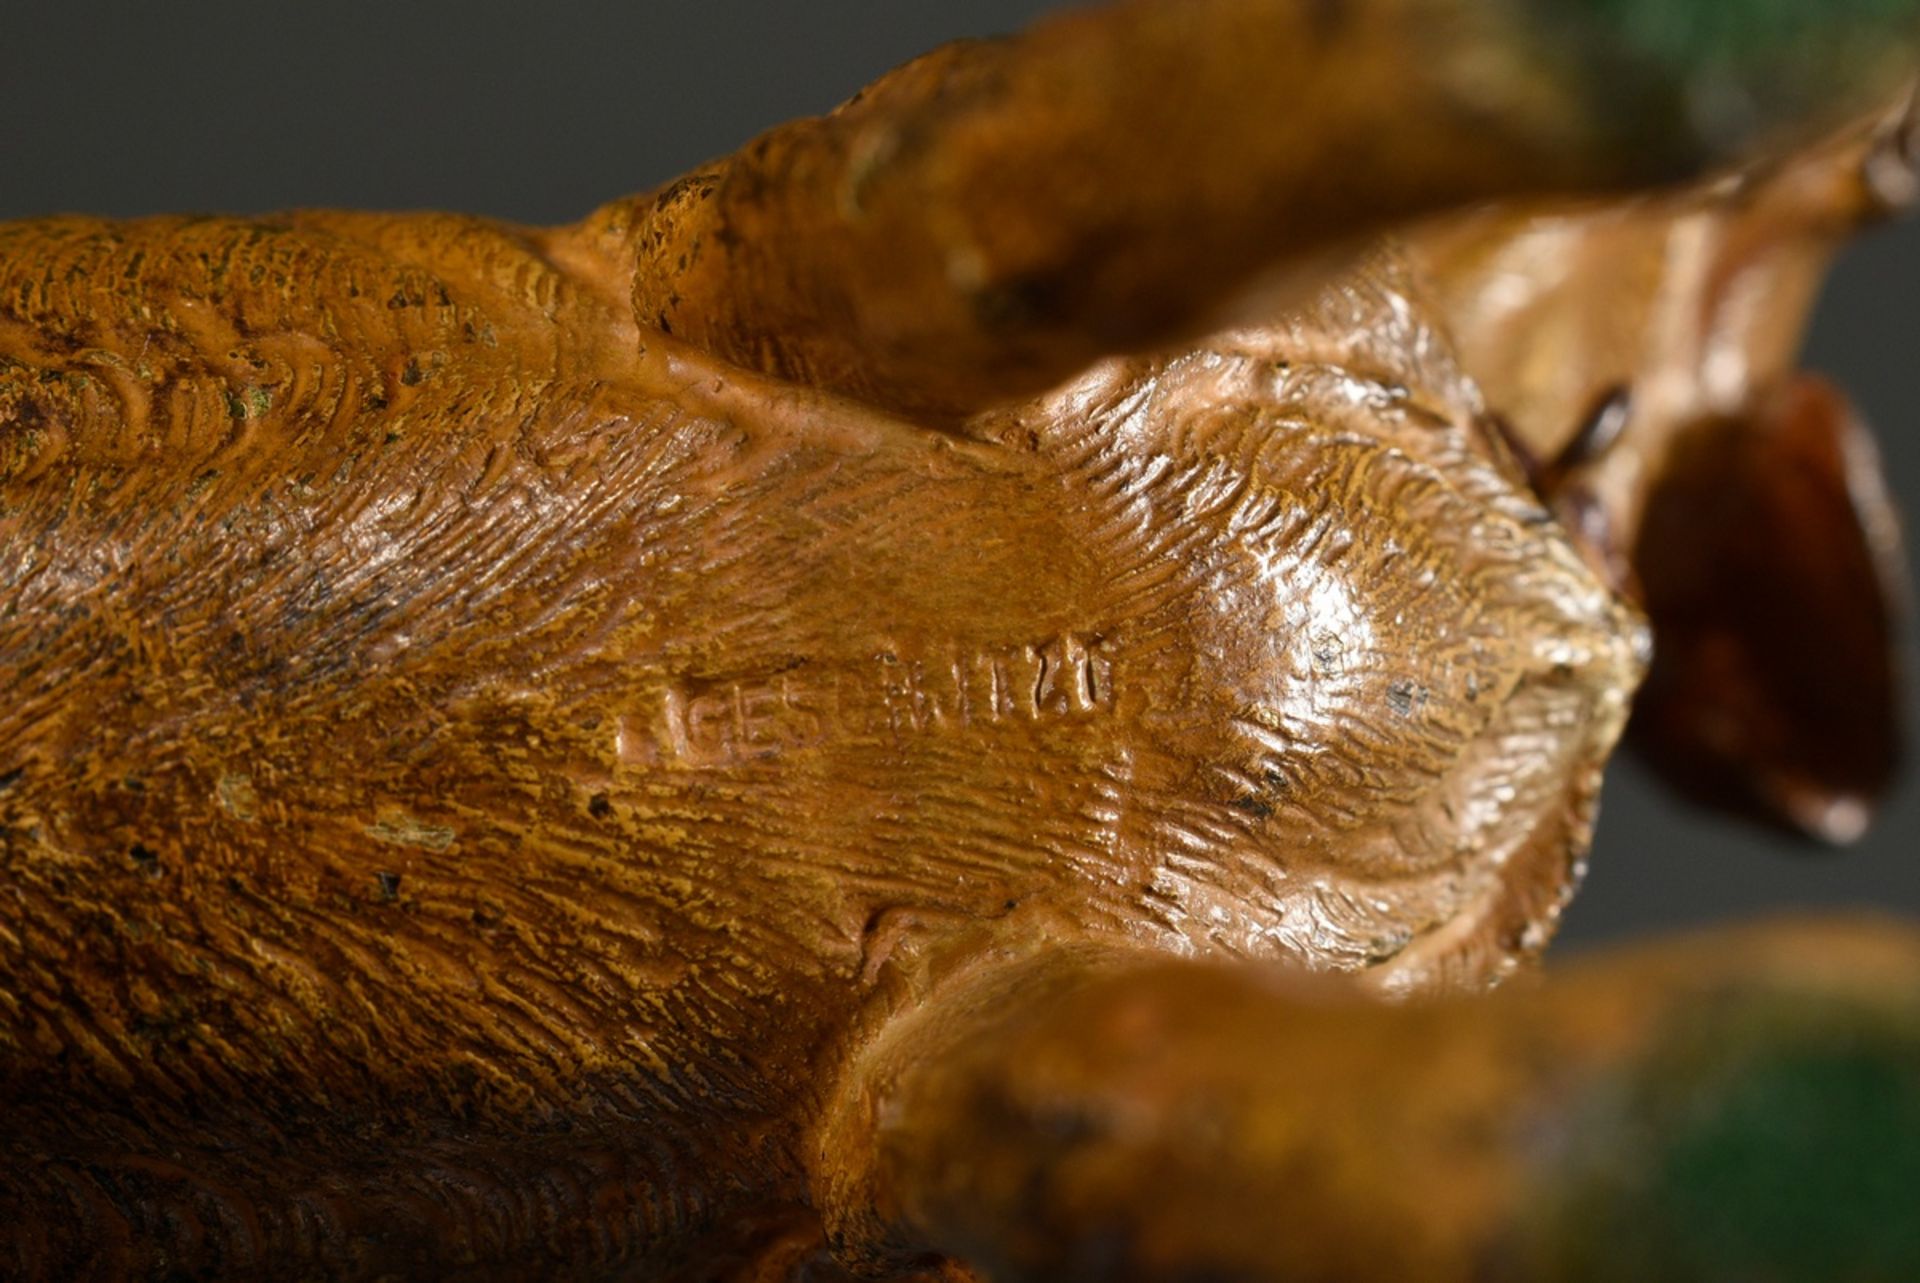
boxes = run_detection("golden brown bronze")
[1408,98,1917,839]
[3,1,1919,1279]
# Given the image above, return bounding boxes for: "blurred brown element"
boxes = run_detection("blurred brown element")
[1,1,1917,1279]
[619,0,1915,426]
[825,919,1920,1282]
[1633,376,1906,843]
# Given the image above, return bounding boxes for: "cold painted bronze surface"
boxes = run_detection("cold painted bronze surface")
[1408,97,1916,837]
[2,1,1918,1279]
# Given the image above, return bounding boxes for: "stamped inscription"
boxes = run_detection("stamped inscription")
[620,634,1116,768]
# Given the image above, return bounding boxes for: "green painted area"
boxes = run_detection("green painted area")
[225,385,273,420]
[1643,1047,1920,1278]
[1568,0,1920,72]
[1536,997,1920,1281]
[1525,0,1920,163]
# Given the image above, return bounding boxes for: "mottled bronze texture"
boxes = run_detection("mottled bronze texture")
[1409,99,1917,838]
[2,1,1918,1280]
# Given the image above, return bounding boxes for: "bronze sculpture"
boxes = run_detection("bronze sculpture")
[2,0,1918,1278]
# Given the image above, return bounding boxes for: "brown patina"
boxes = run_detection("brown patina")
[2,1,1918,1279]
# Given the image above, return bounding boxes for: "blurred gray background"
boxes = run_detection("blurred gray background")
[3,1,1914,947]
